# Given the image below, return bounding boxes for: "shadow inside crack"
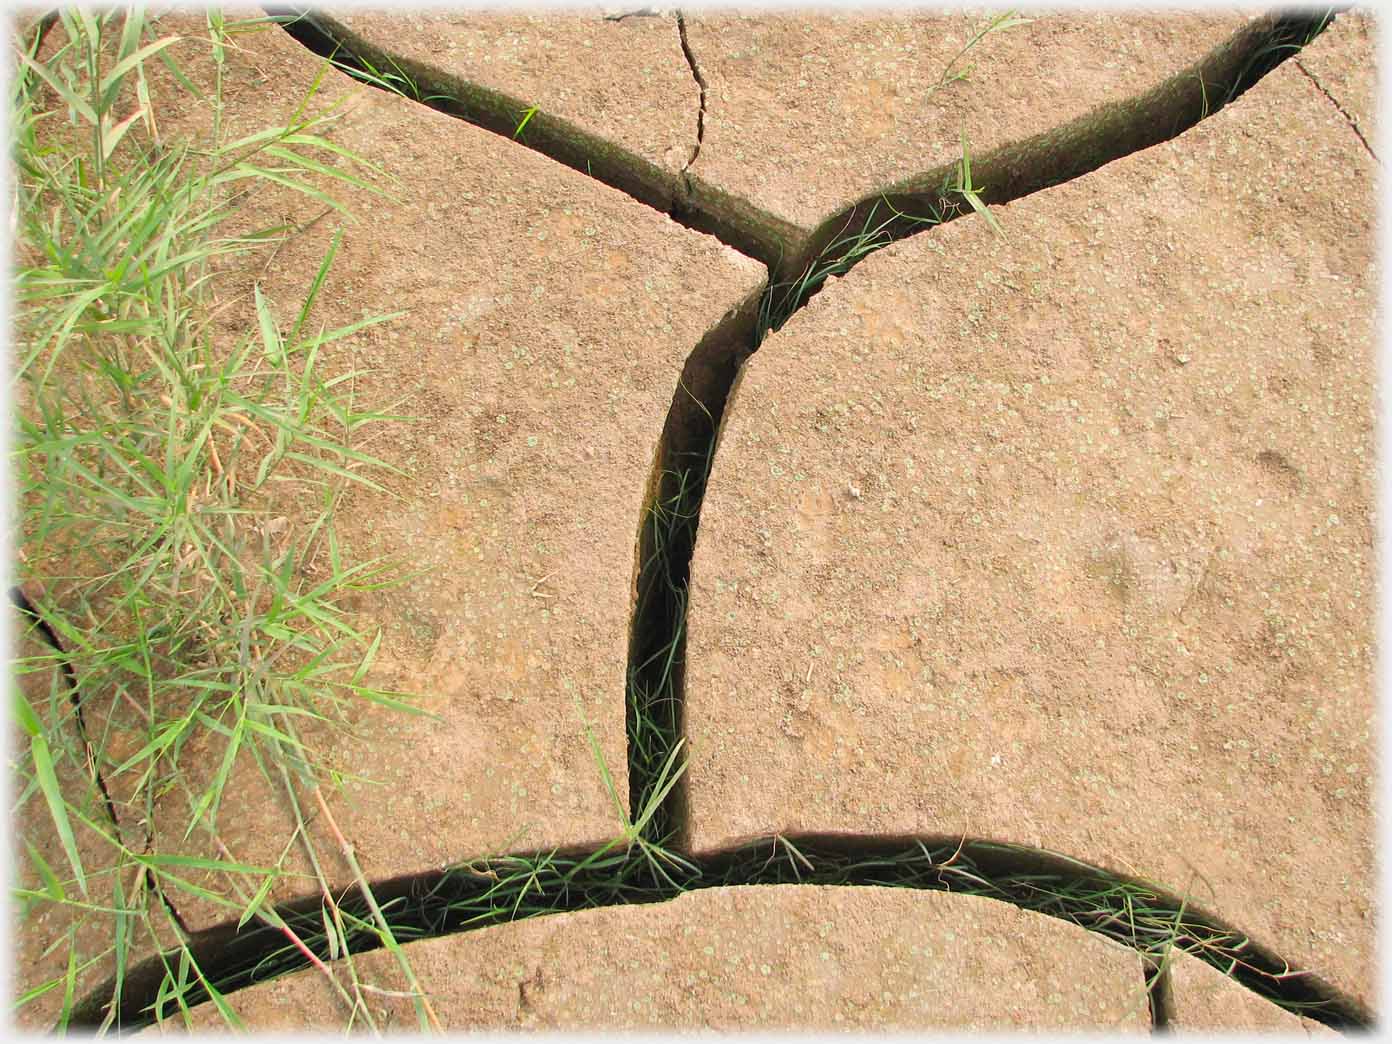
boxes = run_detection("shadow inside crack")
[68,833,1371,1032]
[267,6,802,267]
[42,6,1362,1034]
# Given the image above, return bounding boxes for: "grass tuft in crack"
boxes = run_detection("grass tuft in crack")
[80,832,1367,1031]
[283,22,454,108]
[757,197,945,342]
[11,8,436,1031]
[625,435,713,849]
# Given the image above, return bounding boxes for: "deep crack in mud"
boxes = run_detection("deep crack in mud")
[270,6,801,267]
[54,5,1370,1033]
[70,834,1370,1031]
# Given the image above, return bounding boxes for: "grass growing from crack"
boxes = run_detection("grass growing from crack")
[86,829,1359,1030]
[625,434,714,848]
[757,197,945,342]
[295,25,452,107]
[1222,8,1336,110]
[11,8,437,1032]
[513,104,539,139]
[952,132,1004,237]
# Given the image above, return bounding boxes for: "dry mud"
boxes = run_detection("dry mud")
[11,6,1377,1033]
[685,21,1377,1008]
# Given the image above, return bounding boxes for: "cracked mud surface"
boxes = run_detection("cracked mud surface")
[686,40,1377,1007]
[679,10,1252,231]
[1295,10,1378,158]
[334,8,699,174]
[167,887,1154,1030]
[12,5,1376,1033]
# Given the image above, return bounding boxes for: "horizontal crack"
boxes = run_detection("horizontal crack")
[67,834,1371,1032]
[266,6,802,268]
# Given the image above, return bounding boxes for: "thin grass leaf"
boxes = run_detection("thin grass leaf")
[231,874,276,933]
[98,36,180,102]
[136,853,276,874]
[513,104,538,138]
[15,52,98,125]
[28,732,89,899]
[23,839,68,902]
[55,924,80,1033]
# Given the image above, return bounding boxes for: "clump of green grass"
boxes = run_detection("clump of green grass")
[83,828,1361,1031]
[11,8,436,1031]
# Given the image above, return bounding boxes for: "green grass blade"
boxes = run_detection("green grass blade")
[27,734,89,898]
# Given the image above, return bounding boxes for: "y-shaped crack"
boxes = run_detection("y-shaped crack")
[675,11,707,175]
[1294,57,1376,159]
[630,6,1343,846]
[52,6,1368,1033]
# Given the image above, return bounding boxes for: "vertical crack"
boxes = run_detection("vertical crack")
[1145,956,1175,1032]
[12,585,121,832]
[675,11,707,176]
[1293,57,1376,160]
[11,586,191,939]
[626,297,762,851]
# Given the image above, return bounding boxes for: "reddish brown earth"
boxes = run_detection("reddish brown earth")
[1294,9,1377,158]
[332,7,698,175]
[10,6,1376,1034]
[160,887,1152,1031]
[1167,954,1336,1034]
[11,10,760,1022]
[685,19,1377,1011]
[682,9,1253,229]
